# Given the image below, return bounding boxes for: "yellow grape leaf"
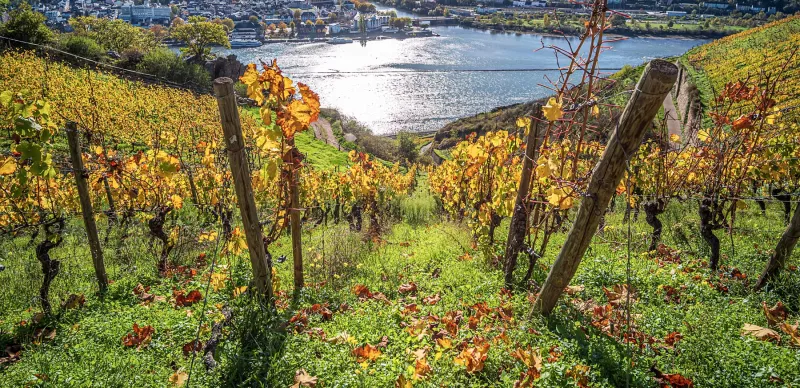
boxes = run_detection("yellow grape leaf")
[233,286,248,298]
[171,194,183,210]
[298,83,320,122]
[259,105,272,126]
[591,104,600,117]
[0,156,16,175]
[669,134,680,143]
[210,273,226,292]
[516,117,531,129]
[168,370,188,387]
[697,130,710,142]
[542,97,563,122]
[198,230,218,242]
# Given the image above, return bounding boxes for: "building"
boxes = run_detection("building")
[702,2,729,9]
[666,10,686,16]
[512,0,547,7]
[119,1,171,26]
[352,12,381,32]
[327,22,341,33]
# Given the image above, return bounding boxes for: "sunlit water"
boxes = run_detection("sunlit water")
[221,6,708,134]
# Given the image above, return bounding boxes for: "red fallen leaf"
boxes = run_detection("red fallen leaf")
[788,265,798,272]
[664,332,683,347]
[338,302,351,312]
[352,343,381,363]
[289,311,309,333]
[122,323,154,349]
[174,289,203,307]
[762,301,788,326]
[182,340,204,357]
[422,293,441,305]
[352,284,372,299]
[651,366,694,388]
[730,268,747,280]
[453,337,490,373]
[398,282,417,294]
[467,315,480,330]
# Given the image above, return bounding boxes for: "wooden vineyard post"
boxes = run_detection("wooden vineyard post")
[66,122,108,293]
[213,77,273,300]
[532,59,678,316]
[503,104,544,290]
[287,137,304,295]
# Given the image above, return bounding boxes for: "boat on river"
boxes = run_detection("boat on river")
[230,39,263,48]
[327,37,354,44]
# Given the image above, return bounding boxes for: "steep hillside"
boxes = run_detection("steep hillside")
[682,15,800,122]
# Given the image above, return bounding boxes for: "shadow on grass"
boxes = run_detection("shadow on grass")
[545,308,653,387]
[218,297,291,387]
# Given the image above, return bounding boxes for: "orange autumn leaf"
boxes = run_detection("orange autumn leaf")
[413,357,432,380]
[732,115,753,130]
[279,100,315,139]
[352,343,382,363]
[510,345,543,371]
[395,374,412,388]
[651,366,694,388]
[453,337,489,373]
[122,323,154,349]
[174,289,203,307]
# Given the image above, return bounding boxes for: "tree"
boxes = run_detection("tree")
[610,14,627,27]
[70,16,159,53]
[543,13,551,27]
[396,131,418,165]
[249,15,259,24]
[170,16,229,62]
[667,20,674,28]
[0,2,54,45]
[171,17,185,28]
[294,9,302,21]
[149,24,169,42]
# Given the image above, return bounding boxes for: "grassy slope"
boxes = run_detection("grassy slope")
[681,15,800,120]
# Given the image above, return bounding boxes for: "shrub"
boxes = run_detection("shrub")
[136,47,210,88]
[60,35,106,62]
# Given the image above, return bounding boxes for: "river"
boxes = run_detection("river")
[220,6,708,134]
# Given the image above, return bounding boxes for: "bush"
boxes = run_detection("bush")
[136,47,210,88]
[60,35,106,62]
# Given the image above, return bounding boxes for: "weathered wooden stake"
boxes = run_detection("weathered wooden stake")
[66,122,108,293]
[503,104,544,290]
[213,77,273,299]
[532,59,678,316]
[287,137,304,295]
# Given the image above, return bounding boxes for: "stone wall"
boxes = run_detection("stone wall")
[672,61,703,141]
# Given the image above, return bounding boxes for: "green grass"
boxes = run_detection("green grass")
[2,181,800,386]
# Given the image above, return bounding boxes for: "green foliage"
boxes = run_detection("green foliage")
[0,2,54,45]
[400,185,436,227]
[136,47,210,87]
[170,16,229,62]
[59,35,106,62]
[69,16,159,53]
[396,131,418,165]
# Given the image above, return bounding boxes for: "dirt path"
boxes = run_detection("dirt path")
[662,92,683,142]
[311,117,340,149]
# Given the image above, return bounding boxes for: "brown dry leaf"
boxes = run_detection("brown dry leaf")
[352,343,382,363]
[182,340,204,357]
[513,367,540,388]
[565,285,585,295]
[762,301,788,326]
[742,323,781,342]
[62,294,86,310]
[168,370,188,387]
[291,369,318,387]
[779,322,800,346]
[510,346,543,371]
[398,282,418,294]
[436,338,453,349]
[122,323,154,349]
[566,364,591,388]
[603,284,636,307]
[395,374,412,388]
[422,293,441,306]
